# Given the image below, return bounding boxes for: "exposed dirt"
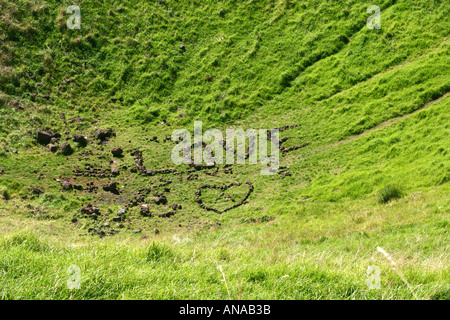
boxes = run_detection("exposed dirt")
[26,122,306,236]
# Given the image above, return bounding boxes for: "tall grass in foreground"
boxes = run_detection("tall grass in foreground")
[0,192,448,300]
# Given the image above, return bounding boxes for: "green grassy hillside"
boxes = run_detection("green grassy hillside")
[0,0,448,299]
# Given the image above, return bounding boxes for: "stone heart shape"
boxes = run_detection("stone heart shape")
[195,181,254,214]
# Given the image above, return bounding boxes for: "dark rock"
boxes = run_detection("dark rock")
[59,143,73,155]
[72,183,82,190]
[69,117,84,123]
[158,211,175,218]
[103,181,118,193]
[81,204,101,217]
[91,206,100,214]
[32,187,44,195]
[140,204,152,216]
[73,134,87,146]
[154,196,167,205]
[80,206,90,214]
[47,144,58,153]
[35,130,55,145]
[111,165,119,175]
[154,228,160,235]
[61,181,73,190]
[95,128,115,142]
[111,147,123,157]
[50,137,59,144]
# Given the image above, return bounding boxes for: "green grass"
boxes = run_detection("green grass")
[378,184,403,204]
[0,0,449,299]
[0,186,448,299]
